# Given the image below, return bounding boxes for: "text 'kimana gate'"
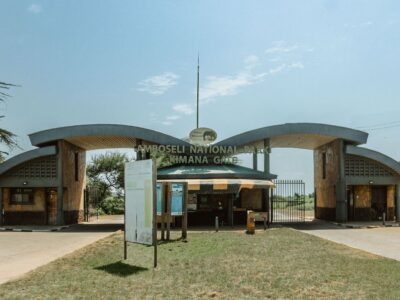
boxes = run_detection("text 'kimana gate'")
[270,180,306,223]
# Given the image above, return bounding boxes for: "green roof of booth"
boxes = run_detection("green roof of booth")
[157,164,277,180]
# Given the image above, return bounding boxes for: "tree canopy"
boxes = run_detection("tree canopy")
[86,152,133,197]
[0,81,18,162]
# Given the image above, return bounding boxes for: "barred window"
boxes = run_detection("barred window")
[10,188,34,204]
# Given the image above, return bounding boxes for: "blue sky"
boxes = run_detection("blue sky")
[1,1,400,191]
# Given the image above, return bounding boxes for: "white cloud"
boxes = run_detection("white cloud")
[137,72,179,95]
[172,104,194,115]
[199,58,305,103]
[268,62,304,75]
[200,72,263,104]
[269,64,286,74]
[28,4,42,14]
[166,115,180,121]
[161,121,172,126]
[265,41,298,54]
[289,62,304,69]
[244,55,260,69]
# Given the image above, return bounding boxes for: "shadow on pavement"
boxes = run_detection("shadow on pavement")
[285,220,347,231]
[62,223,123,233]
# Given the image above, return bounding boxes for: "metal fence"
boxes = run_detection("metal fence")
[83,186,101,222]
[270,180,306,223]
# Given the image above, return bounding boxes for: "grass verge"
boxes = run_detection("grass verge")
[1,228,399,299]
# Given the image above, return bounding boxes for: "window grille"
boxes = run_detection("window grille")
[5,156,57,178]
[345,155,394,177]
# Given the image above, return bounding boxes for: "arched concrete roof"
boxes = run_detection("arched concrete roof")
[346,145,400,175]
[0,146,57,176]
[29,124,191,150]
[216,123,368,150]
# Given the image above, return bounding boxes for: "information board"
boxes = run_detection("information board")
[124,159,155,245]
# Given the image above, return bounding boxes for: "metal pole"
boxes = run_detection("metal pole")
[161,183,166,240]
[166,183,171,241]
[396,184,400,223]
[0,188,3,226]
[124,190,127,260]
[153,160,157,268]
[182,183,188,240]
[215,216,219,232]
[270,189,274,223]
[196,55,200,128]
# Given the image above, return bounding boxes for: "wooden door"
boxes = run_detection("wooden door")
[371,186,387,220]
[347,187,355,221]
[46,190,58,225]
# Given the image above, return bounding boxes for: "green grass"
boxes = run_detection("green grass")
[1,228,400,299]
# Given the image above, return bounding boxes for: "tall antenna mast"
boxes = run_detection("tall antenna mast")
[196,54,200,129]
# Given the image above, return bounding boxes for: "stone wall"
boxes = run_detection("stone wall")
[61,141,86,224]
[314,140,341,221]
[387,185,395,220]
[351,185,396,221]
[353,185,371,221]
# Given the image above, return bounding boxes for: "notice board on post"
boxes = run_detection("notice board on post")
[124,159,156,246]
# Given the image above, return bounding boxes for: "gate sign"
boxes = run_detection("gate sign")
[171,183,183,216]
[124,159,155,245]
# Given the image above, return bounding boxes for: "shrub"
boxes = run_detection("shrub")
[100,196,125,215]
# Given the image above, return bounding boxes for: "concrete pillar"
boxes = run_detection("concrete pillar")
[0,188,3,226]
[136,139,143,161]
[136,149,142,160]
[335,140,347,223]
[263,139,270,175]
[252,151,258,170]
[396,184,400,222]
[56,141,64,225]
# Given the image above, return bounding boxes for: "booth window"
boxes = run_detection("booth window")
[10,188,34,204]
[322,152,327,179]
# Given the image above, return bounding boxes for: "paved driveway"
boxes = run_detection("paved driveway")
[0,216,123,285]
[294,222,400,261]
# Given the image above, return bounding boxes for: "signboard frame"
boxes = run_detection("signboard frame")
[124,159,157,268]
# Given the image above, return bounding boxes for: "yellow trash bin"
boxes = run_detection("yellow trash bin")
[246,210,255,234]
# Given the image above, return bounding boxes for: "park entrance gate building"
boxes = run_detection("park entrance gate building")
[0,123,399,226]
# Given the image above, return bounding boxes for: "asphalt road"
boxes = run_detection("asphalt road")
[0,216,123,285]
[293,222,400,261]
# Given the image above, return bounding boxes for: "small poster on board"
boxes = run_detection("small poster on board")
[156,183,162,216]
[171,183,183,216]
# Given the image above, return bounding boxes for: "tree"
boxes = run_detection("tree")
[86,152,133,197]
[0,82,18,162]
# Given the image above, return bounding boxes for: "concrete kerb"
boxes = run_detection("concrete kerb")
[330,221,400,229]
[0,225,70,232]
